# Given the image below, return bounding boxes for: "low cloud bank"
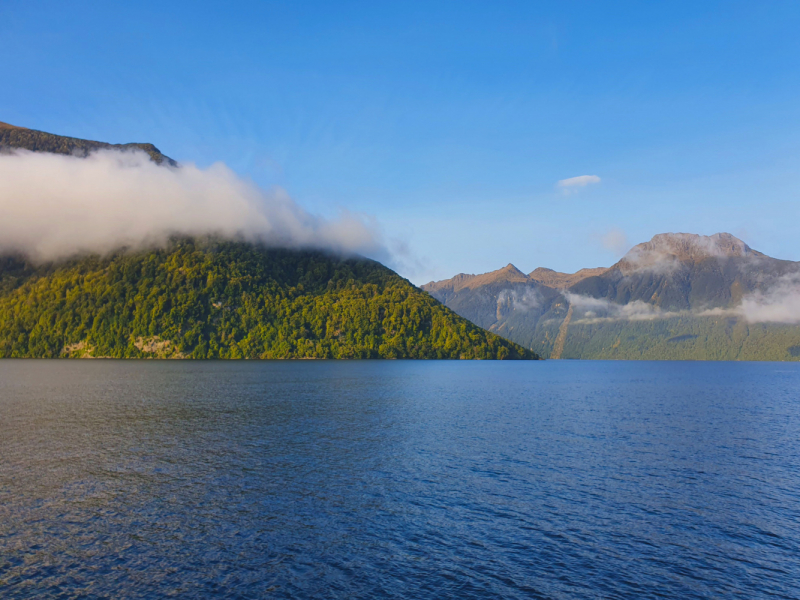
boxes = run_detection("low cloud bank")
[566,272,800,325]
[565,293,680,324]
[736,273,800,324]
[0,149,389,263]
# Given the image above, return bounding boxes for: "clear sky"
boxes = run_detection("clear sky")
[2,0,800,283]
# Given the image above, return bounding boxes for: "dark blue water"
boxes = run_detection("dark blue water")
[1,361,799,599]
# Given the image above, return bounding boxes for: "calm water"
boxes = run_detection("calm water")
[1,361,799,599]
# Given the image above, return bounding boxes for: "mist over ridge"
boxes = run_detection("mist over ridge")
[424,231,800,360]
[0,123,390,264]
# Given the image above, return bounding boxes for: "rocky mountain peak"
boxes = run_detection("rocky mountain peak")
[619,233,762,271]
[421,263,530,295]
[499,263,526,277]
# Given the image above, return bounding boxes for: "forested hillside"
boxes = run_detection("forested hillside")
[0,239,536,359]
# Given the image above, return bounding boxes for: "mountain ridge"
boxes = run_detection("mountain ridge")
[0,122,535,360]
[423,232,800,361]
[528,266,609,288]
[0,120,176,166]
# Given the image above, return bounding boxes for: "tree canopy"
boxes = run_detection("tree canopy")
[0,239,537,360]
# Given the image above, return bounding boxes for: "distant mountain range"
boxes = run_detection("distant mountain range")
[0,122,534,360]
[423,233,800,360]
[5,120,797,361]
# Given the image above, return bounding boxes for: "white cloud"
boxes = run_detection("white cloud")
[619,247,683,276]
[737,273,800,324]
[565,293,680,323]
[0,149,389,263]
[497,288,541,312]
[601,228,629,256]
[556,175,601,193]
[618,233,757,276]
[566,271,800,325]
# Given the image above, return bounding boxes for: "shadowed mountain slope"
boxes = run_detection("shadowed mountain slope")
[424,233,800,360]
[570,233,795,311]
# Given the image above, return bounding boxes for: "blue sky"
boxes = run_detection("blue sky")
[2,0,800,283]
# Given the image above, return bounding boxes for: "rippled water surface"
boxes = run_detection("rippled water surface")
[1,360,799,599]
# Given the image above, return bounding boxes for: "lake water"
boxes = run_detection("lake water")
[1,361,798,599]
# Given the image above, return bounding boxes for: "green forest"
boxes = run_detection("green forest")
[552,316,800,361]
[0,239,536,360]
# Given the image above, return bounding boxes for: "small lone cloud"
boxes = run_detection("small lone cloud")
[497,288,541,313]
[601,228,628,256]
[557,175,601,194]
